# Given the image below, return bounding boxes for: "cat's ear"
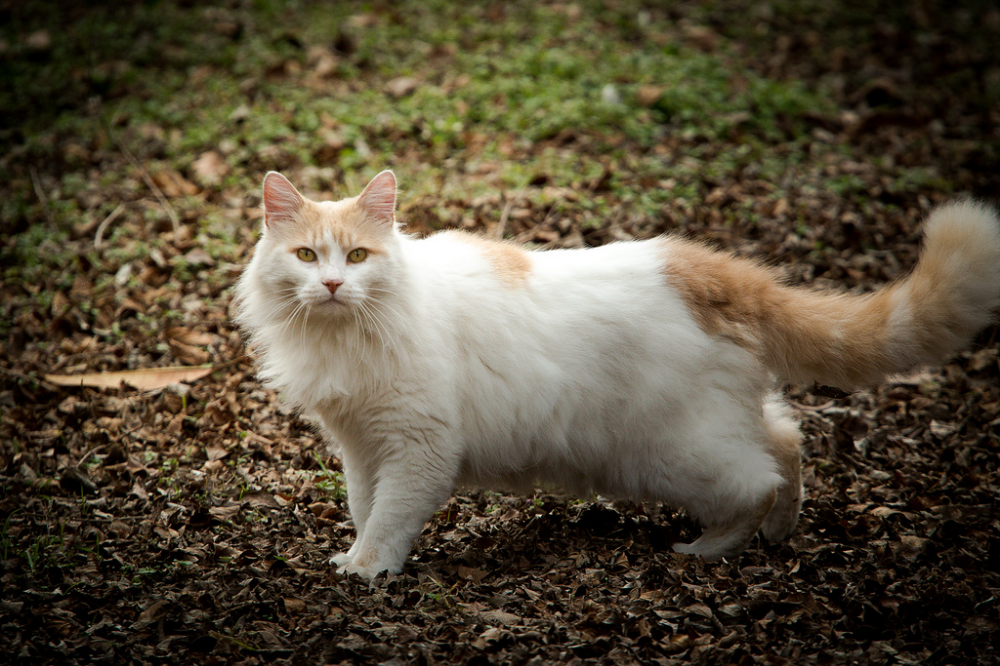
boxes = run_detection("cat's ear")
[357,170,397,228]
[262,171,304,229]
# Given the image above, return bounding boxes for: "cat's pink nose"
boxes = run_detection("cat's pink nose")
[323,279,343,295]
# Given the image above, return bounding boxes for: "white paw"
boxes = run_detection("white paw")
[671,535,740,561]
[672,541,701,556]
[672,543,725,561]
[760,487,802,542]
[329,552,352,568]
[337,559,402,580]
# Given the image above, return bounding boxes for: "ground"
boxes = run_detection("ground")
[1,1,999,664]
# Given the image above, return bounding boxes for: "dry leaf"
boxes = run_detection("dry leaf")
[283,597,308,614]
[44,365,213,391]
[456,565,489,582]
[192,150,230,185]
[151,169,199,197]
[183,247,215,266]
[168,339,212,365]
[139,600,169,623]
[636,84,663,107]
[386,76,419,98]
[166,327,215,347]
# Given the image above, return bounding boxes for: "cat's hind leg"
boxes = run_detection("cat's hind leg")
[670,394,803,559]
[759,394,803,542]
[664,395,787,560]
[672,487,776,560]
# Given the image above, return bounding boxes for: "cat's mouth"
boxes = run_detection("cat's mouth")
[301,294,347,311]
[323,294,349,309]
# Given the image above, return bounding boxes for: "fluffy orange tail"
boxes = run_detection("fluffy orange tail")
[663,201,1000,388]
[765,201,1000,387]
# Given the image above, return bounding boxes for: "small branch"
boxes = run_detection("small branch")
[111,130,181,237]
[29,166,56,228]
[495,194,517,240]
[93,204,124,249]
[77,445,107,468]
[0,366,61,392]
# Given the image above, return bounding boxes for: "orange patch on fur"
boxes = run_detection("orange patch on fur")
[657,238,772,351]
[658,236,898,389]
[445,231,532,286]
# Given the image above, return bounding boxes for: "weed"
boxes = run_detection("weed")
[312,452,347,501]
[1,509,22,560]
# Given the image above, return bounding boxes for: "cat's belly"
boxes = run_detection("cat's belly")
[455,430,664,500]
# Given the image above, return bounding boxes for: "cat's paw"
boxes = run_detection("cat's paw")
[760,486,802,542]
[672,541,718,559]
[336,559,402,580]
[329,552,352,568]
[672,528,753,561]
[332,545,404,580]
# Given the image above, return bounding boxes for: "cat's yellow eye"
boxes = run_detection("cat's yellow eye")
[347,248,368,263]
[296,248,317,262]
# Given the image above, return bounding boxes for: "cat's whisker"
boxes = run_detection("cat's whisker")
[274,299,308,340]
[299,304,313,353]
[355,308,374,360]
[363,288,416,340]
[356,301,390,355]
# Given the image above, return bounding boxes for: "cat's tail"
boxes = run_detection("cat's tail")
[664,200,1000,389]
[763,200,1000,388]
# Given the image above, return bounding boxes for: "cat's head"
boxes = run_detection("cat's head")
[249,170,402,321]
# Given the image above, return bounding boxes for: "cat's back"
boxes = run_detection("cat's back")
[408,230,674,301]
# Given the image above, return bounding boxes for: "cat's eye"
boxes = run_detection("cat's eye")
[296,248,317,262]
[347,248,368,263]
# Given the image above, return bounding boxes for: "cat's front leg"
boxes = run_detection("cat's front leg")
[327,447,374,569]
[335,455,455,580]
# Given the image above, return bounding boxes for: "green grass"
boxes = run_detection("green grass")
[1,0,969,290]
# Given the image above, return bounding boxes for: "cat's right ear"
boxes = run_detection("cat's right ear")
[357,170,397,228]
[262,172,304,229]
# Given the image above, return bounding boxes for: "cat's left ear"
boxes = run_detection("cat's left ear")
[357,170,397,228]
[262,171,304,229]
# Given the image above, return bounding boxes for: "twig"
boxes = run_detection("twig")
[0,366,61,392]
[495,194,517,240]
[212,353,251,373]
[790,399,837,412]
[29,166,56,228]
[77,445,107,468]
[110,129,181,236]
[93,203,124,249]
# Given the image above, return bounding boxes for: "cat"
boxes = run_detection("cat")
[234,170,1000,580]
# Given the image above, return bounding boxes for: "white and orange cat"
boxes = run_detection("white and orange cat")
[235,170,1000,579]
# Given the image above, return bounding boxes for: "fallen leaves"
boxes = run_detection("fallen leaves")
[3,0,1000,664]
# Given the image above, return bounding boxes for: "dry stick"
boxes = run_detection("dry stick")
[93,203,125,249]
[495,194,517,240]
[212,353,250,373]
[0,366,61,392]
[29,166,56,228]
[111,132,181,237]
[76,445,107,468]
